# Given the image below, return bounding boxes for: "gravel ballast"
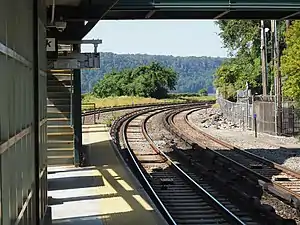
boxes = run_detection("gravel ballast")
[188,108,300,172]
[146,109,300,224]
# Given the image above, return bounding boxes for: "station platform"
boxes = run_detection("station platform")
[48,124,168,225]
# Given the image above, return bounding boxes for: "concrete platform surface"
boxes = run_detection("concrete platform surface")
[48,124,167,225]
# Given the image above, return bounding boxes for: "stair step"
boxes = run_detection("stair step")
[48,69,72,73]
[47,103,70,108]
[47,132,74,141]
[47,86,71,92]
[47,98,70,105]
[47,131,74,135]
[47,156,74,166]
[47,105,71,112]
[48,125,73,133]
[47,80,72,86]
[47,112,71,119]
[48,140,74,149]
[47,75,72,82]
[47,125,72,128]
[49,71,72,75]
[47,78,71,84]
[48,92,71,98]
[47,119,71,126]
[48,148,74,157]
[47,84,72,88]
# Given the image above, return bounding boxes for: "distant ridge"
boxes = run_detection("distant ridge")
[81,52,226,94]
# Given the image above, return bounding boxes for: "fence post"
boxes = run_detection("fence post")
[93,103,96,124]
[251,95,255,130]
[254,113,257,138]
[242,107,245,131]
[292,105,295,135]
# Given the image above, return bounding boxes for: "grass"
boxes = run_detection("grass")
[82,93,216,110]
[179,95,216,102]
[103,112,122,127]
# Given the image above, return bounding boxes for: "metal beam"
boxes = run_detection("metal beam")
[152,2,300,9]
[145,10,156,18]
[280,11,300,19]
[78,21,98,39]
[0,42,46,76]
[58,39,102,44]
[100,0,120,20]
[214,10,230,19]
[0,119,47,154]
[49,7,300,20]
[47,0,120,21]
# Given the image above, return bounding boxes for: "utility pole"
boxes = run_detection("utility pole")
[273,20,282,135]
[261,20,268,96]
[271,20,278,135]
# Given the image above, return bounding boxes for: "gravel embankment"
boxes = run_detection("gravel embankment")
[188,108,300,172]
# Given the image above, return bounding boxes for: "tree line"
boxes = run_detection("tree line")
[214,20,300,103]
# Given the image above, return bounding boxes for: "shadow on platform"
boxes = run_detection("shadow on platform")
[48,128,167,225]
[52,215,104,225]
[48,174,105,191]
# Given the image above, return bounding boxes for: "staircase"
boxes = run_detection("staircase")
[47,70,75,166]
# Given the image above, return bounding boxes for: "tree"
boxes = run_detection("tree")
[198,88,208,96]
[92,62,178,99]
[214,20,289,100]
[214,20,262,100]
[281,21,300,102]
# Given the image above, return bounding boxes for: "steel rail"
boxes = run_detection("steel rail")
[142,110,246,225]
[166,107,300,210]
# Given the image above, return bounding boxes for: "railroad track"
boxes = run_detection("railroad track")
[81,101,215,124]
[120,109,248,224]
[109,104,268,225]
[166,107,300,212]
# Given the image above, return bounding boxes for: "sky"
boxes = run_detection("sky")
[82,20,228,58]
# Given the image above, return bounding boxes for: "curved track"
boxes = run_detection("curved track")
[111,104,249,225]
[167,107,300,212]
[81,101,215,124]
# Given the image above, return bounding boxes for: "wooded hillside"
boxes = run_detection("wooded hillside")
[81,52,225,94]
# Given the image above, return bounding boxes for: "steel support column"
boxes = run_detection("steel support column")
[73,68,84,166]
[32,0,40,222]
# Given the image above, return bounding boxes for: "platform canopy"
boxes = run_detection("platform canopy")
[47,0,300,40]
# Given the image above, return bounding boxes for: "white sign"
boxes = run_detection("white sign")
[46,38,56,52]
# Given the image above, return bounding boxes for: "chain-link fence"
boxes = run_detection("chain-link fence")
[217,97,253,130]
[218,96,300,136]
